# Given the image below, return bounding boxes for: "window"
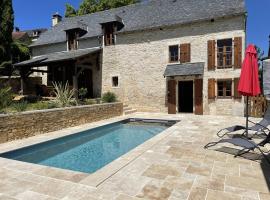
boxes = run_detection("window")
[112,76,119,87]
[169,45,179,62]
[104,24,115,46]
[217,80,232,98]
[67,31,78,51]
[217,39,232,68]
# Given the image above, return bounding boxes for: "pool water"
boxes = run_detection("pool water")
[0,119,176,173]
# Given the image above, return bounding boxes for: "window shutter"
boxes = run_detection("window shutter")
[208,78,216,99]
[208,40,215,70]
[180,43,191,63]
[234,37,242,69]
[186,43,191,62]
[195,79,203,115]
[234,78,241,98]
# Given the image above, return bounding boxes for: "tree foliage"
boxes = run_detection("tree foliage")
[0,0,14,76]
[65,0,138,17]
[65,3,77,18]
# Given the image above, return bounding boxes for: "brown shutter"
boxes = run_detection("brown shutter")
[195,79,203,115]
[180,43,191,63]
[234,37,242,69]
[234,77,241,98]
[186,43,191,62]
[208,78,216,99]
[168,80,176,114]
[208,40,215,70]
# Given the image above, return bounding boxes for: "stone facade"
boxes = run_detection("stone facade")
[102,16,246,115]
[0,103,123,144]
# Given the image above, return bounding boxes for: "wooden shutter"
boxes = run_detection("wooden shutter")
[208,78,216,99]
[234,37,242,69]
[180,43,191,63]
[234,77,242,98]
[208,40,216,70]
[168,80,176,114]
[195,79,203,115]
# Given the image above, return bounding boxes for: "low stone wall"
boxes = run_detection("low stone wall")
[0,103,123,144]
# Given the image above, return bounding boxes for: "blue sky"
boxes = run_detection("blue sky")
[13,0,270,56]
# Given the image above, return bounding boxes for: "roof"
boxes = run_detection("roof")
[14,47,101,67]
[164,62,205,77]
[31,0,246,47]
[12,32,28,40]
[25,28,47,38]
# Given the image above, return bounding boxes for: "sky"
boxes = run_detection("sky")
[12,0,270,56]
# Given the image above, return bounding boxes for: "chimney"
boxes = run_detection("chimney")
[15,27,20,32]
[52,12,62,27]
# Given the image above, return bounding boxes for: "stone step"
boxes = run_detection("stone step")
[124,109,137,115]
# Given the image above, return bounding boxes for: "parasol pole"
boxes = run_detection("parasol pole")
[246,96,249,138]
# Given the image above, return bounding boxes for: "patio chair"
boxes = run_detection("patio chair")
[204,133,270,164]
[217,108,270,138]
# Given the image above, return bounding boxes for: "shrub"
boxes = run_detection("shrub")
[13,101,28,112]
[78,88,88,100]
[102,92,117,103]
[0,87,13,110]
[28,101,57,110]
[52,82,75,107]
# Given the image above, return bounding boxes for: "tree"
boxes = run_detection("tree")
[77,0,98,16]
[65,0,139,17]
[255,45,264,90]
[0,0,14,76]
[65,3,77,18]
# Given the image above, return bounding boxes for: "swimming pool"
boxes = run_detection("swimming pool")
[0,118,178,173]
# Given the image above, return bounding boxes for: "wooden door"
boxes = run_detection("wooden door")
[195,79,203,115]
[168,80,176,114]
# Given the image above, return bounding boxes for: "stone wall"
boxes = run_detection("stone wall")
[0,103,123,144]
[102,15,246,116]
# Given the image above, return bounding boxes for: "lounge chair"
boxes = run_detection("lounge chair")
[217,109,270,138]
[204,133,270,164]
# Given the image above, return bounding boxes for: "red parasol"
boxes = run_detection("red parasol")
[238,44,261,137]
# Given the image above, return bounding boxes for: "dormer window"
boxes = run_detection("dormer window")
[64,21,88,51]
[100,15,124,47]
[104,24,115,46]
[67,31,78,51]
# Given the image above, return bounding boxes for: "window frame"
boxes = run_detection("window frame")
[104,24,115,46]
[67,31,78,51]
[217,79,233,98]
[216,38,233,69]
[168,45,179,63]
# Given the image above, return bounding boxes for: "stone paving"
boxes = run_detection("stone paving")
[0,113,270,200]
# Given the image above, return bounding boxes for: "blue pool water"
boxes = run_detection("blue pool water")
[0,119,176,173]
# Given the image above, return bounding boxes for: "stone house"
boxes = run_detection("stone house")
[15,0,247,116]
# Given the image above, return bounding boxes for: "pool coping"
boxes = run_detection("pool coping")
[0,114,181,187]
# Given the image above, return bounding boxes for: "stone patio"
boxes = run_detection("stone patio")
[0,113,269,200]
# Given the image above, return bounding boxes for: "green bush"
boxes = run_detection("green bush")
[0,87,13,110]
[13,101,28,112]
[102,92,117,103]
[78,88,88,100]
[52,82,75,107]
[28,101,58,110]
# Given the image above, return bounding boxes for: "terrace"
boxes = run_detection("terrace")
[0,113,269,200]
